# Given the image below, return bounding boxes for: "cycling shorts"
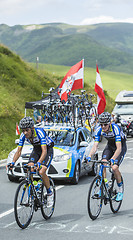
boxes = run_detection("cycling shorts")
[102,143,127,166]
[28,146,53,168]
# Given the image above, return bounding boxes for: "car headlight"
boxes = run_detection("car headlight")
[8,151,15,160]
[53,153,72,162]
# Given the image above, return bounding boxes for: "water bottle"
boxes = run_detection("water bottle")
[104,178,108,188]
[33,180,42,191]
[34,179,42,199]
[33,180,38,188]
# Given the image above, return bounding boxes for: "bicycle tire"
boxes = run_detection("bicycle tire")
[87,175,103,220]
[14,179,34,229]
[41,177,56,219]
[109,176,124,213]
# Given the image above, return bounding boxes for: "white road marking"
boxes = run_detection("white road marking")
[3,221,16,228]
[0,185,64,219]
[108,226,117,234]
[0,208,14,219]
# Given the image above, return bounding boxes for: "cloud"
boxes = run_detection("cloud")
[80,16,133,25]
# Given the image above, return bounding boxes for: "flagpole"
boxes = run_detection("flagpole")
[83,58,84,88]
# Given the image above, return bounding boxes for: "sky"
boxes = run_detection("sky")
[1,0,133,26]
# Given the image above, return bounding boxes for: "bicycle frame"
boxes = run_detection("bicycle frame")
[24,165,42,205]
[96,161,113,200]
[88,159,124,220]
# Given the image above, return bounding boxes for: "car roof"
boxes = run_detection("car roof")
[43,124,84,132]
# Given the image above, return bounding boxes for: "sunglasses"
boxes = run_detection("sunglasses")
[100,123,109,127]
[22,128,30,132]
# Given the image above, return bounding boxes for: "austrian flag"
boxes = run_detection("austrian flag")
[95,64,106,115]
[16,123,20,135]
[58,59,84,102]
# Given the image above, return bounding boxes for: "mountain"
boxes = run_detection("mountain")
[1,22,133,73]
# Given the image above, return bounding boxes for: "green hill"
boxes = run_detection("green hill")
[1,23,133,74]
[0,44,114,159]
[0,45,60,159]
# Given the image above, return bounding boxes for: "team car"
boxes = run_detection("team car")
[6,124,98,184]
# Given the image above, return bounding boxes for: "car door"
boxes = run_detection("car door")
[82,128,95,172]
[76,130,87,174]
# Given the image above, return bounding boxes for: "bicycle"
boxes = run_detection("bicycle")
[87,160,124,220]
[8,164,56,229]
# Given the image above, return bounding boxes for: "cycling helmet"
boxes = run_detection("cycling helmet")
[19,117,34,129]
[98,112,111,124]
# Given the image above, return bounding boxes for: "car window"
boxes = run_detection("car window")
[113,104,133,115]
[83,129,92,142]
[78,131,85,144]
[46,130,76,146]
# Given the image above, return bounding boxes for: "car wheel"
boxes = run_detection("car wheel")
[7,174,20,182]
[71,161,80,184]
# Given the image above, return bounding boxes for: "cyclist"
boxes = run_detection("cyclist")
[9,116,54,207]
[87,112,127,201]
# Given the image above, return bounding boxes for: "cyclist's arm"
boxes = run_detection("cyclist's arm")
[12,146,22,163]
[38,145,47,164]
[111,141,121,160]
[88,141,99,158]
[111,123,122,160]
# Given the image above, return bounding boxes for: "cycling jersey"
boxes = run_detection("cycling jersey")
[18,127,54,152]
[95,122,126,150]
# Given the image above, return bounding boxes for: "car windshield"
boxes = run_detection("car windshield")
[46,129,76,146]
[113,104,133,115]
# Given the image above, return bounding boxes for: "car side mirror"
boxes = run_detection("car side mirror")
[15,139,19,145]
[79,141,89,148]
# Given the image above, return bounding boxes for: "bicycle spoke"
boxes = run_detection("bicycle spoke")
[88,176,103,220]
[14,180,34,229]
[41,178,56,219]
[110,177,124,213]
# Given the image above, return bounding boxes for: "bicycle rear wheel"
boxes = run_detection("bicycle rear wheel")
[41,177,56,219]
[110,176,124,213]
[14,180,34,229]
[87,176,103,220]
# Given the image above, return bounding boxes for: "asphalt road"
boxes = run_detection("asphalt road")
[0,138,133,240]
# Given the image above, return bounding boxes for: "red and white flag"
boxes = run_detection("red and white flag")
[58,59,84,102]
[95,64,106,115]
[16,123,20,135]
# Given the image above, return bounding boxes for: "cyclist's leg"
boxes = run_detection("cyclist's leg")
[111,143,127,182]
[28,150,38,179]
[111,144,127,201]
[39,147,53,189]
[40,147,53,207]
[102,145,113,179]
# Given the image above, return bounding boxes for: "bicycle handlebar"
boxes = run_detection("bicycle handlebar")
[7,163,42,177]
[89,159,111,165]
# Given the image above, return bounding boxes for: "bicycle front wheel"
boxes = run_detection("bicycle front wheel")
[14,180,34,229]
[41,177,56,219]
[110,176,124,213]
[87,176,103,220]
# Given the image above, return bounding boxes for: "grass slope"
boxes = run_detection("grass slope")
[0,45,61,159]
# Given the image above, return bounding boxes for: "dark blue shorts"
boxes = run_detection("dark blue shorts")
[102,143,127,166]
[29,146,53,168]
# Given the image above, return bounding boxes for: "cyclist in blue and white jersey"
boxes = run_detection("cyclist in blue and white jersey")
[88,112,127,201]
[10,116,54,207]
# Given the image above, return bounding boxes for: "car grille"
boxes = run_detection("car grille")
[14,163,21,173]
[14,161,28,173]
[48,165,58,174]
